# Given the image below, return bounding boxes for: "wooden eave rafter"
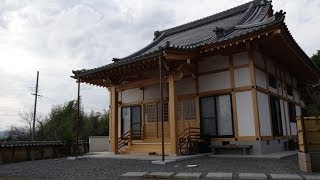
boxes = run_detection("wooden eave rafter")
[278,24,320,80]
[163,49,200,60]
[78,56,163,87]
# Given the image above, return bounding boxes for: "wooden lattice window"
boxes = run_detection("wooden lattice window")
[144,102,168,123]
[144,103,158,123]
[177,99,196,121]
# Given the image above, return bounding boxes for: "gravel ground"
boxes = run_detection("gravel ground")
[0,155,306,179]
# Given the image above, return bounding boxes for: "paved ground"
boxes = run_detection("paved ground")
[0,155,317,179]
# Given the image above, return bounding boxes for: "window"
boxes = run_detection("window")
[200,94,233,137]
[288,103,296,122]
[269,95,283,136]
[144,102,168,123]
[177,98,196,121]
[268,74,277,89]
[287,85,293,96]
[121,106,141,135]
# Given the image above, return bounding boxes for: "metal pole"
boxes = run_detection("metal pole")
[76,77,80,158]
[32,71,39,141]
[159,53,165,162]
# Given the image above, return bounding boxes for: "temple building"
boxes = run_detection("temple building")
[72,0,320,155]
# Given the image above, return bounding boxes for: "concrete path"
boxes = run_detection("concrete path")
[208,150,298,159]
[120,172,320,179]
[83,151,211,162]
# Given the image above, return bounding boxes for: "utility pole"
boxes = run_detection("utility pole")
[31,71,39,141]
[159,53,165,162]
[76,77,80,158]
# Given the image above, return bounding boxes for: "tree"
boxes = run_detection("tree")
[42,100,79,141]
[6,125,29,141]
[18,108,42,141]
[5,99,109,142]
[311,50,320,69]
[307,50,320,116]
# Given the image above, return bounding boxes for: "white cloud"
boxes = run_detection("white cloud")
[0,0,319,131]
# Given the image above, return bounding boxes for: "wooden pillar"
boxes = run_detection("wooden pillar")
[229,55,239,139]
[248,46,261,139]
[168,74,178,155]
[110,86,119,153]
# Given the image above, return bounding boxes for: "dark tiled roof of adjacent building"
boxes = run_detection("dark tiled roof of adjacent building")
[72,0,288,77]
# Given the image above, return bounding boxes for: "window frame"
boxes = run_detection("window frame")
[199,93,234,138]
[121,105,142,135]
[268,74,277,89]
[269,95,283,137]
[288,102,296,123]
[144,101,169,124]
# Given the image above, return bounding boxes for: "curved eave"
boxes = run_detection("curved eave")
[280,23,320,80]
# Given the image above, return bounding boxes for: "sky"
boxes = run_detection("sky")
[0,0,319,131]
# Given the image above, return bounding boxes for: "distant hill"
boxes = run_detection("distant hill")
[0,130,8,138]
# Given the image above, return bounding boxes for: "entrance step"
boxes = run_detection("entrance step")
[119,142,171,155]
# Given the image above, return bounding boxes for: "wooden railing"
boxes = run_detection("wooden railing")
[118,129,144,150]
[178,127,201,155]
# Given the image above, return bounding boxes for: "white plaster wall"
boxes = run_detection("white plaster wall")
[292,77,298,88]
[198,55,229,73]
[285,72,292,84]
[176,77,196,95]
[198,71,231,92]
[284,101,291,135]
[89,136,111,152]
[290,123,297,135]
[257,92,272,136]
[233,52,249,66]
[253,51,265,69]
[296,105,301,116]
[118,107,121,137]
[144,84,167,100]
[236,91,256,136]
[234,67,251,87]
[255,68,267,89]
[293,89,300,103]
[280,99,287,136]
[121,88,142,103]
[266,59,275,75]
[269,86,277,94]
[277,80,283,96]
[118,92,122,101]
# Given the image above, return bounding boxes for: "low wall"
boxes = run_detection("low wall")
[89,136,111,152]
[0,141,89,164]
[297,116,320,172]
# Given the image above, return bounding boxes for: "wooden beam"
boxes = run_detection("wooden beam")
[168,74,178,155]
[110,86,119,153]
[163,50,200,60]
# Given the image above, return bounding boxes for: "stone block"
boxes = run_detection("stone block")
[205,172,232,179]
[299,159,312,172]
[298,152,310,162]
[302,175,320,180]
[120,172,148,177]
[239,173,267,180]
[146,172,174,178]
[270,174,303,180]
[175,173,202,179]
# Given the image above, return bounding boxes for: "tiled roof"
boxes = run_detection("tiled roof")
[72,0,283,76]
